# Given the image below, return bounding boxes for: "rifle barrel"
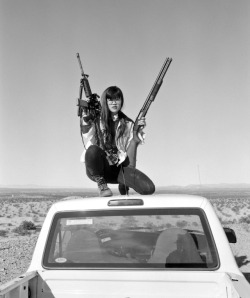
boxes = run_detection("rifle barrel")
[76,53,84,77]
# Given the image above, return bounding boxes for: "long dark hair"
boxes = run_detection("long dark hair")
[100,86,132,146]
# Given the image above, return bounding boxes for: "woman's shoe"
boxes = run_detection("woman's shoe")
[118,184,129,195]
[93,175,113,197]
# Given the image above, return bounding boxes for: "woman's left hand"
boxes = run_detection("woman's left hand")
[133,117,146,143]
[134,117,146,131]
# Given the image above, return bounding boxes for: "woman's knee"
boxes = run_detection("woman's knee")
[85,145,103,161]
[140,182,155,195]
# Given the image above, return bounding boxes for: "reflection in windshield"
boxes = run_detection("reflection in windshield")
[44,209,218,269]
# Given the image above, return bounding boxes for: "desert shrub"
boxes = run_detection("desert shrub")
[22,221,36,230]
[231,205,240,214]
[239,215,250,224]
[32,215,40,222]
[0,230,8,237]
[220,218,236,225]
[145,221,154,229]
[221,210,231,217]
[13,220,36,235]
[120,216,138,228]
[216,206,222,212]
[176,220,188,228]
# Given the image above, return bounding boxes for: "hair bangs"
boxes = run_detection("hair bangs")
[106,86,123,102]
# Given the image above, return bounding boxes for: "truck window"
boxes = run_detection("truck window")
[43,208,219,270]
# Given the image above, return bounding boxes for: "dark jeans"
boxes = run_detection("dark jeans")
[85,145,155,194]
[85,145,125,184]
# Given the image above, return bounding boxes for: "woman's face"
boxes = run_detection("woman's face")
[107,97,122,115]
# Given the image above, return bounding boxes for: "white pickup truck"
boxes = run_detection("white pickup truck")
[0,194,249,298]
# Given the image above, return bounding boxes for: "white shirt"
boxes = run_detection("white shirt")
[80,115,134,165]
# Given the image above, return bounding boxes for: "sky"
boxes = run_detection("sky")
[0,0,249,188]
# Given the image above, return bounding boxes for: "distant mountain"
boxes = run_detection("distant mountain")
[1,183,250,191]
[187,183,250,189]
[0,184,95,190]
[157,183,250,190]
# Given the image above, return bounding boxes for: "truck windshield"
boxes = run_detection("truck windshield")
[43,208,219,269]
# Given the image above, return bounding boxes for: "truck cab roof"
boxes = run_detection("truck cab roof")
[50,194,209,212]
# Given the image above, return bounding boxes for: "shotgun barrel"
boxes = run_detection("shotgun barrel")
[136,57,172,121]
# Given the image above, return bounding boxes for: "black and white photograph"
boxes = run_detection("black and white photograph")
[1,0,250,296]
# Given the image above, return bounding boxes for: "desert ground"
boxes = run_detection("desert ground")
[0,187,250,285]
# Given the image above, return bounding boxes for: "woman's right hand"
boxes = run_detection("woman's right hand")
[81,108,95,124]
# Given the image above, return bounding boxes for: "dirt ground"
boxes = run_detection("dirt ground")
[209,197,250,272]
[0,193,250,285]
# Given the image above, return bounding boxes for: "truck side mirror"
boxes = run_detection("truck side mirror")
[224,227,237,243]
